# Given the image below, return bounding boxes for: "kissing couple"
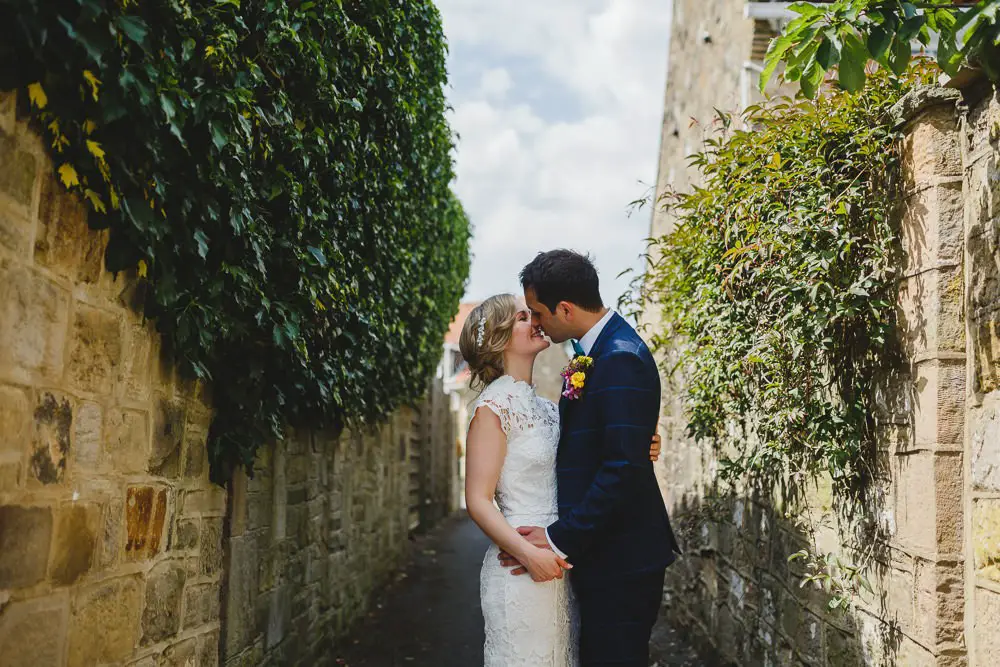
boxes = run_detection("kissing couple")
[461,249,681,667]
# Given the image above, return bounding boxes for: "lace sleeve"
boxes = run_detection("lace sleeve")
[473,394,513,435]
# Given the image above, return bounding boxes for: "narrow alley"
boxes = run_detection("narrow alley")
[333,515,712,667]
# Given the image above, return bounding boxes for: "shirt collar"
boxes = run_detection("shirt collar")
[577,309,615,356]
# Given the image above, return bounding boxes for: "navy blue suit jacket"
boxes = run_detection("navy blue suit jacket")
[547,313,680,581]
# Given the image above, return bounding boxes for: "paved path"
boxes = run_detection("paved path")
[333,514,712,667]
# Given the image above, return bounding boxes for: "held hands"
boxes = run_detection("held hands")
[501,526,571,581]
[497,431,661,579]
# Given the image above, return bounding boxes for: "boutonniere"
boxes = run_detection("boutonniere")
[561,355,593,400]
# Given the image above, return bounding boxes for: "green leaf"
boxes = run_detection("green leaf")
[816,36,840,71]
[194,229,210,259]
[115,15,149,46]
[838,30,868,93]
[307,246,327,266]
[887,36,911,76]
[866,25,892,63]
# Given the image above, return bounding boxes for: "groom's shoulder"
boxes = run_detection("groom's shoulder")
[606,318,652,358]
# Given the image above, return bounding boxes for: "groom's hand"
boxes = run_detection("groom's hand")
[517,525,551,549]
[497,526,552,576]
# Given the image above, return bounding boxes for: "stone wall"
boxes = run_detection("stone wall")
[220,379,458,667]
[961,83,1000,666]
[0,91,224,666]
[648,4,1000,662]
[0,90,461,666]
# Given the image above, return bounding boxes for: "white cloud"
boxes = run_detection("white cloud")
[477,68,513,100]
[438,0,672,305]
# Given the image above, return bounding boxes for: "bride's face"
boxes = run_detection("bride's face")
[506,298,550,357]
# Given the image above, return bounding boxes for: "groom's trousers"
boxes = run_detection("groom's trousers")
[574,568,667,667]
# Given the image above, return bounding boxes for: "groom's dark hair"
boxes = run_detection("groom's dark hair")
[520,249,604,313]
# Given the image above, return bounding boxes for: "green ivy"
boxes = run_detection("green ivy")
[640,68,929,495]
[762,0,1000,96]
[0,0,471,481]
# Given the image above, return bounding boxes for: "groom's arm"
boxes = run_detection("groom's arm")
[546,351,657,561]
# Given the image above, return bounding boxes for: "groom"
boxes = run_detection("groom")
[505,249,680,666]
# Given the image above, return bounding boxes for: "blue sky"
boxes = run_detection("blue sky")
[437,0,673,306]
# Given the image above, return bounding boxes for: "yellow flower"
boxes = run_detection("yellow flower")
[570,372,586,389]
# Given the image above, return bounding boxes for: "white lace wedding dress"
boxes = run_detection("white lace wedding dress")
[472,375,579,667]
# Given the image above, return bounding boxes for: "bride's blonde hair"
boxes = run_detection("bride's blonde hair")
[459,294,518,391]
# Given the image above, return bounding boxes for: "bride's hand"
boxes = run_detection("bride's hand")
[650,432,661,461]
[523,547,572,583]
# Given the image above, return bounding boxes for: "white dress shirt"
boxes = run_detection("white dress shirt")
[546,309,616,560]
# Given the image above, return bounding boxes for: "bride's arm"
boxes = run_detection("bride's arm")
[465,407,570,583]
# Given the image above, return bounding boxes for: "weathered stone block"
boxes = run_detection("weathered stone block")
[105,407,150,474]
[911,359,965,448]
[141,561,186,646]
[0,268,69,384]
[974,499,1000,582]
[98,498,124,570]
[0,384,29,455]
[894,451,939,554]
[173,517,199,551]
[160,636,197,666]
[972,401,1000,491]
[265,585,292,650]
[150,396,185,477]
[901,105,961,190]
[68,575,142,667]
[974,585,1000,666]
[897,267,965,360]
[224,534,260,657]
[0,207,32,258]
[28,391,72,485]
[180,486,226,517]
[125,485,168,561]
[72,400,102,469]
[197,630,220,667]
[182,582,219,629]
[0,132,38,211]
[200,517,223,576]
[912,559,964,646]
[0,592,69,667]
[50,503,97,585]
[34,172,98,282]
[0,504,52,588]
[900,181,964,274]
[968,221,1000,314]
[0,90,14,136]
[67,303,122,395]
[973,313,1000,395]
[118,322,153,402]
[183,417,207,479]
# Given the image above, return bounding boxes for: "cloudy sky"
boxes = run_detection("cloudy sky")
[437,0,673,306]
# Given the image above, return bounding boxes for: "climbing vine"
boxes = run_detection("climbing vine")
[639,67,936,501]
[0,0,470,480]
[762,0,1000,96]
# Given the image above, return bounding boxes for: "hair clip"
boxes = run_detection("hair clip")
[476,316,486,348]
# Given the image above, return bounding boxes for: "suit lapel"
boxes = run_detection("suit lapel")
[558,313,624,440]
[588,312,624,360]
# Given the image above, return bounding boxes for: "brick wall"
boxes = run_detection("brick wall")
[0,90,224,667]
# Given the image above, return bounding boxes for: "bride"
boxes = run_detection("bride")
[459,294,660,667]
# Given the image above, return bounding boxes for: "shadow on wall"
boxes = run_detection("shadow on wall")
[662,486,904,666]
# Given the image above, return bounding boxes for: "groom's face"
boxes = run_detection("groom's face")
[524,286,572,343]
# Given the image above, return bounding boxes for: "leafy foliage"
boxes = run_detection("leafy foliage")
[762,0,1000,96]
[639,69,925,495]
[1,0,471,480]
